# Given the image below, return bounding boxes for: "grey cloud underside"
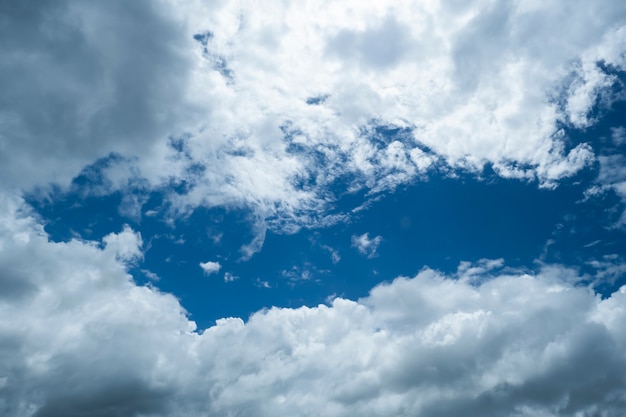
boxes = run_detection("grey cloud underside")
[1,195,626,417]
[327,17,412,69]
[0,0,199,188]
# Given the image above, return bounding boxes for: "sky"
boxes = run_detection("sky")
[2,1,626,416]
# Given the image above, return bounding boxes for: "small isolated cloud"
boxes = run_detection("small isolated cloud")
[141,269,160,281]
[351,233,382,258]
[255,278,271,288]
[199,261,221,275]
[323,245,341,264]
[224,272,238,282]
[611,126,626,146]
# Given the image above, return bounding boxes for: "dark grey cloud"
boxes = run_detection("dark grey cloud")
[0,0,200,188]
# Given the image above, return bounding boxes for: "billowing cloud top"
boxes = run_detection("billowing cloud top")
[2,0,626,225]
[2,194,626,416]
[2,0,626,416]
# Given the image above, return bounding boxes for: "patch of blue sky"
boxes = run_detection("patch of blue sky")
[305,94,330,105]
[193,31,234,82]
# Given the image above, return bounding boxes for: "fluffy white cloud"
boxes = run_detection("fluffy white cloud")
[199,260,221,275]
[2,192,625,416]
[3,0,626,229]
[101,225,143,264]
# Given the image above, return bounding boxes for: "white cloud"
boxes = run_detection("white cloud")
[612,127,626,146]
[1,195,626,416]
[101,225,143,265]
[199,260,221,275]
[3,0,625,234]
[141,269,161,281]
[224,272,239,282]
[322,245,342,264]
[2,3,626,414]
[352,233,383,258]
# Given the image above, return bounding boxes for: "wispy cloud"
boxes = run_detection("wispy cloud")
[224,272,239,282]
[351,233,383,258]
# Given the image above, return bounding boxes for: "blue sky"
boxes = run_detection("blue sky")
[3,1,626,416]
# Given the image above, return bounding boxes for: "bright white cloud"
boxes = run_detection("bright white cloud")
[3,0,625,231]
[101,224,143,264]
[199,260,221,275]
[1,195,626,416]
[352,233,383,258]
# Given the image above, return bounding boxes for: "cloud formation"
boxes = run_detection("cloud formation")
[1,194,626,416]
[3,0,625,229]
[2,2,626,416]
[199,260,221,275]
[352,233,383,258]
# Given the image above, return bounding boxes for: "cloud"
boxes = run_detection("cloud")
[2,3,626,415]
[101,224,143,264]
[0,0,207,190]
[322,245,342,264]
[224,272,239,282]
[612,127,626,146]
[199,260,221,275]
[141,269,161,281]
[4,0,625,234]
[1,195,626,416]
[352,233,383,258]
[590,154,626,227]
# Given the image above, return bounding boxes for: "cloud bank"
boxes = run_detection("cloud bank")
[2,1,626,416]
[1,194,626,416]
[3,0,626,228]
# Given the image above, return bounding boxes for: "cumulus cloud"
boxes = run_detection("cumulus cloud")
[3,2,626,415]
[101,225,143,264]
[0,0,207,190]
[588,154,626,227]
[3,0,625,232]
[1,195,626,416]
[352,233,383,258]
[199,260,221,275]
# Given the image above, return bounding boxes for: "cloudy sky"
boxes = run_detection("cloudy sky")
[2,0,626,416]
